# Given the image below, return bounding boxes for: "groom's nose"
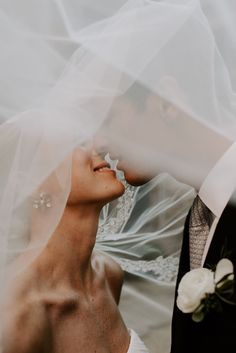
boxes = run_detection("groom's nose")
[93,135,110,159]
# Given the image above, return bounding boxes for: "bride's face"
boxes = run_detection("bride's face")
[67,146,125,206]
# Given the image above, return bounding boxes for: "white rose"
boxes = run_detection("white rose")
[177,268,215,313]
[214,258,234,285]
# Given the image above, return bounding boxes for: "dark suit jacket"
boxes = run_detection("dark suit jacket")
[170,201,236,353]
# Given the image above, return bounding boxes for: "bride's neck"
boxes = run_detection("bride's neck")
[36,204,102,289]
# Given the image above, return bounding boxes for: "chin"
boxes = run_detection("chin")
[124,172,151,186]
[112,180,126,197]
[103,180,125,204]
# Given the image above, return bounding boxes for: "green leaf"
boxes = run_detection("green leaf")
[192,303,205,323]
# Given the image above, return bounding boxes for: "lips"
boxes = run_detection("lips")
[94,161,112,172]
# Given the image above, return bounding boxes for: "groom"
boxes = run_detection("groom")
[95,89,236,352]
[170,141,236,353]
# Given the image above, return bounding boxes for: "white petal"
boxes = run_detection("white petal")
[214,258,234,284]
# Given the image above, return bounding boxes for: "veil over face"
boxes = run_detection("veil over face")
[0,1,236,347]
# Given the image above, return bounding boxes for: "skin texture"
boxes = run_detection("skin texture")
[2,147,130,353]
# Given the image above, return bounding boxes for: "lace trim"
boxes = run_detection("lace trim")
[97,181,137,239]
[115,255,179,283]
[97,179,180,283]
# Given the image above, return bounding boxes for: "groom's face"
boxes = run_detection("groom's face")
[117,160,153,186]
[94,133,153,186]
[94,97,153,186]
[95,80,231,189]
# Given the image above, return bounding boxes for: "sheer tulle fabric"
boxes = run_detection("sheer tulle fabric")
[97,174,194,282]
[96,173,194,350]
[0,1,236,350]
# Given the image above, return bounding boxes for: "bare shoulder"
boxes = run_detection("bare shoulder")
[93,251,124,304]
[2,279,51,353]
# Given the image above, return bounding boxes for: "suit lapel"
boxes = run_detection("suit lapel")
[204,201,236,268]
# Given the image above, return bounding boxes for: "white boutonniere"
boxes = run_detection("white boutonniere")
[177,258,235,322]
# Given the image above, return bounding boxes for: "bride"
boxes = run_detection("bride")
[2,146,149,353]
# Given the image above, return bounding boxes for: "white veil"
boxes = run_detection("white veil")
[96,173,194,351]
[0,0,236,351]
